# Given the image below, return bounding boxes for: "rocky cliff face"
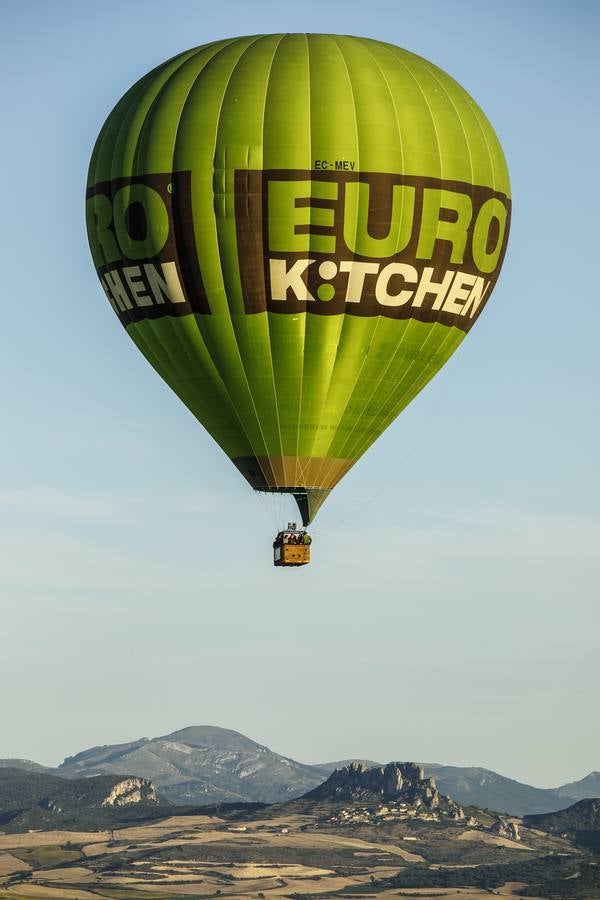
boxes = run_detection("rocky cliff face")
[490,818,521,840]
[101,777,157,807]
[305,761,451,812]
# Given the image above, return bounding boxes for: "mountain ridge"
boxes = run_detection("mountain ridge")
[3,726,598,816]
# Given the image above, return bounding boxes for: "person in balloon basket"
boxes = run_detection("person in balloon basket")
[273,526,312,548]
[284,523,298,544]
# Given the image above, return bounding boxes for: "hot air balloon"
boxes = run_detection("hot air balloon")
[86,34,510,565]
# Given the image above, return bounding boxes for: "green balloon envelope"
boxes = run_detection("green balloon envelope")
[86,34,511,525]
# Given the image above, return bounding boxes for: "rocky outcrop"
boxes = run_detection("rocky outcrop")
[305,762,469,829]
[38,798,62,813]
[490,818,521,841]
[101,777,157,807]
[449,806,466,820]
[304,761,448,810]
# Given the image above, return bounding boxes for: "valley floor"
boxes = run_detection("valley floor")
[0,808,591,900]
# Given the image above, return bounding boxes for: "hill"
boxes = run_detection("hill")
[58,725,329,805]
[422,763,573,816]
[303,760,464,817]
[556,771,600,802]
[524,797,600,853]
[0,767,161,832]
[0,758,52,774]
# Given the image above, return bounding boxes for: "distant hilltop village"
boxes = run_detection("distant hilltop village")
[305,761,514,834]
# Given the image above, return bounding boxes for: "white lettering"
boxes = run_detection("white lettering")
[266,257,490,323]
[340,261,379,302]
[411,267,454,310]
[123,265,153,307]
[269,259,315,301]
[143,261,186,305]
[442,271,477,315]
[102,269,133,311]
[461,276,491,318]
[375,263,418,306]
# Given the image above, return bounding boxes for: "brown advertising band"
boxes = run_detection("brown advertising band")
[232,455,354,491]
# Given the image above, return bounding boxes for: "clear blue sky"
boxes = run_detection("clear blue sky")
[0,0,598,788]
